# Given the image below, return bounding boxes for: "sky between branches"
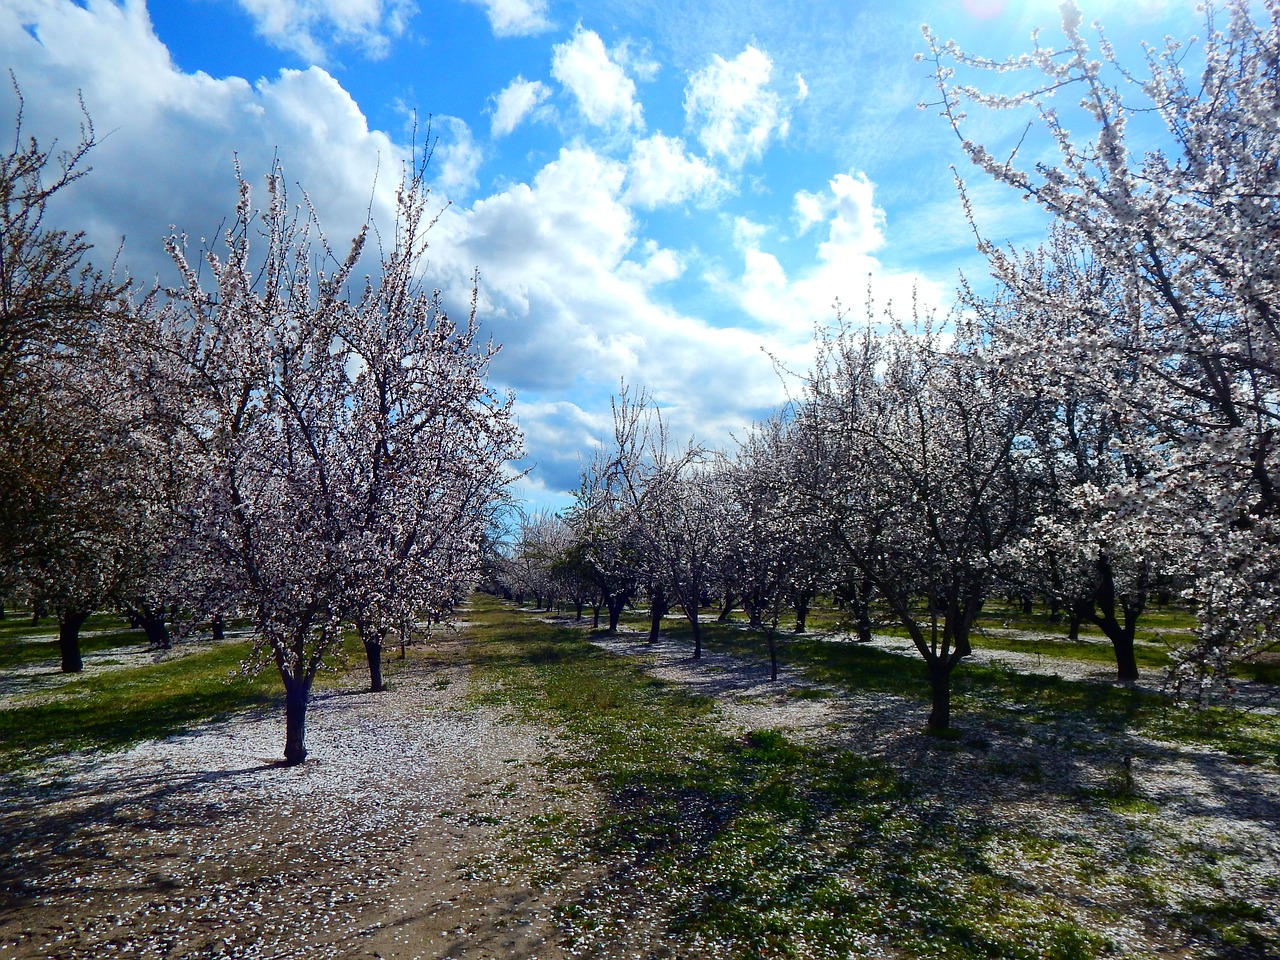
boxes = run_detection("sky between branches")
[0,0,1218,510]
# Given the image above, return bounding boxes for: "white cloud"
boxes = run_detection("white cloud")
[0,1,797,504]
[1,0,405,282]
[684,45,789,168]
[795,73,809,101]
[429,145,789,446]
[793,189,827,235]
[464,0,552,38]
[721,171,948,339]
[489,76,551,138]
[551,25,644,131]
[616,238,684,287]
[234,0,415,62]
[820,172,885,259]
[623,134,725,209]
[433,116,482,198]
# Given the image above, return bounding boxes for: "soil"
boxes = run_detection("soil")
[3,611,1278,959]
[0,638,580,960]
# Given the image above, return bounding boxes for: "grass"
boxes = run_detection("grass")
[462,597,1131,959]
[0,640,280,773]
[685,619,1280,766]
[0,611,150,670]
[0,619,369,774]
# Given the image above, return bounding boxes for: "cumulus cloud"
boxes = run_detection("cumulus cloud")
[623,134,725,209]
[463,0,552,37]
[684,45,789,168]
[551,25,643,131]
[234,0,415,62]
[793,188,827,235]
[489,76,551,138]
[430,144,788,449]
[722,171,947,339]
[0,0,404,281]
[433,116,482,198]
[1,1,797,503]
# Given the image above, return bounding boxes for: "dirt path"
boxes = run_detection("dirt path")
[0,641,576,960]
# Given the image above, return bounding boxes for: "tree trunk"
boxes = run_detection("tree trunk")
[282,674,313,765]
[767,627,778,681]
[58,608,89,673]
[133,606,171,650]
[688,606,702,660]
[1112,634,1139,682]
[32,598,47,625]
[364,633,386,693]
[608,596,625,633]
[718,592,738,622]
[647,587,667,643]
[926,660,952,730]
[793,591,811,633]
[854,602,873,643]
[211,614,225,641]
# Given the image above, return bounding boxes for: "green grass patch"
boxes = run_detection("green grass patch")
[0,612,149,670]
[0,639,281,773]
[684,620,1280,767]
[461,596,1119,959]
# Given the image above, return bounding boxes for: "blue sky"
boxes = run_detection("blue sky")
[1,0,1212,511]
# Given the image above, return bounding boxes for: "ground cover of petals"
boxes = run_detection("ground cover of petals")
[0,632,578,960]
[2,600,1278,959]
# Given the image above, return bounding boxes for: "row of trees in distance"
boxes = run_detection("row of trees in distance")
[493,0,1280,730]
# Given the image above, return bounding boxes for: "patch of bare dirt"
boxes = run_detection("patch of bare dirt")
[0,641,580,960]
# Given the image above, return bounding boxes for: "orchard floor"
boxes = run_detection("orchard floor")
[0,637,578,960]
[2,607,1279,960]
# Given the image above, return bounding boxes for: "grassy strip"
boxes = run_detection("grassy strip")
[685,621,1280,766]
[463,596,1113,960]
[0,612,150,670]
[0,639,281,773]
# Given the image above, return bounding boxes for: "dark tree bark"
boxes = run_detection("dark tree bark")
[282,674,313,765]
[926,660,952,730]
[211,615,225,641]
[57,607,89,673]
[686,600,703,660]
[1083,557,1146,682]
[766,623,779,682]
[793,590,812,633]
[718,592,738,622]
[362,627,388,692]
[647,586,667,643]
[131,605,171,650]
[607,594,626,632]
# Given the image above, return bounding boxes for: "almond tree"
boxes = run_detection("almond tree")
[598,385,715,657]
[338,161,521,691]
[924,0,1280,688]
[143,159,521,760]
[969,230,1182,681]
[0,84,132,670]
[808,316,1034,729]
